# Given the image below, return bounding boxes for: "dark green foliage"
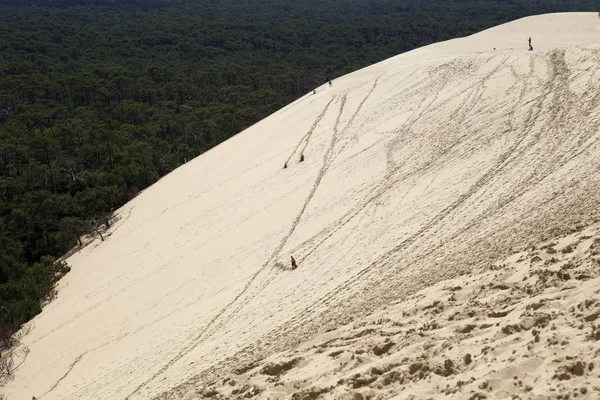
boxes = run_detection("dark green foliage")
[0,0,595,342]
[0,256,70,331]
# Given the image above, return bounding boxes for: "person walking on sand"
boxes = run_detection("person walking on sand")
[291,255,298,270]
[328,80,332,87]
[528,37,531,47]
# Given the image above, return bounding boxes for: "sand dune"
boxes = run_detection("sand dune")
[3,12,600,400]
[194,224,600,399]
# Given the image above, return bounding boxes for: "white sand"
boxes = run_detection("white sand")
[201,224,600,399]
[3,12,600,400]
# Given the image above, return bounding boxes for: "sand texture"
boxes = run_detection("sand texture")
[191,224,600,399]
[3,12,600,400]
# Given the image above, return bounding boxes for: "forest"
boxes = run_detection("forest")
[0,0,597,347]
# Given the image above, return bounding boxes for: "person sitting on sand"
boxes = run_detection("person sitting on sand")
[291,256,298,270]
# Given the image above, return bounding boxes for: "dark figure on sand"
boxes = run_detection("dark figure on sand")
[291,256,298,270]
[299,153,305,162]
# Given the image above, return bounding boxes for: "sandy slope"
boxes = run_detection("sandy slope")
[3,12,600,400]
[193,224,600,400]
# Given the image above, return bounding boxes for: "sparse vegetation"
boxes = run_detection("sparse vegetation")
[1,323,32,387]
[562,245,575,254]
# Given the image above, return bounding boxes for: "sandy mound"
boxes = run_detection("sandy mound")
[3,12,600,400]
[191,224,600,399]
